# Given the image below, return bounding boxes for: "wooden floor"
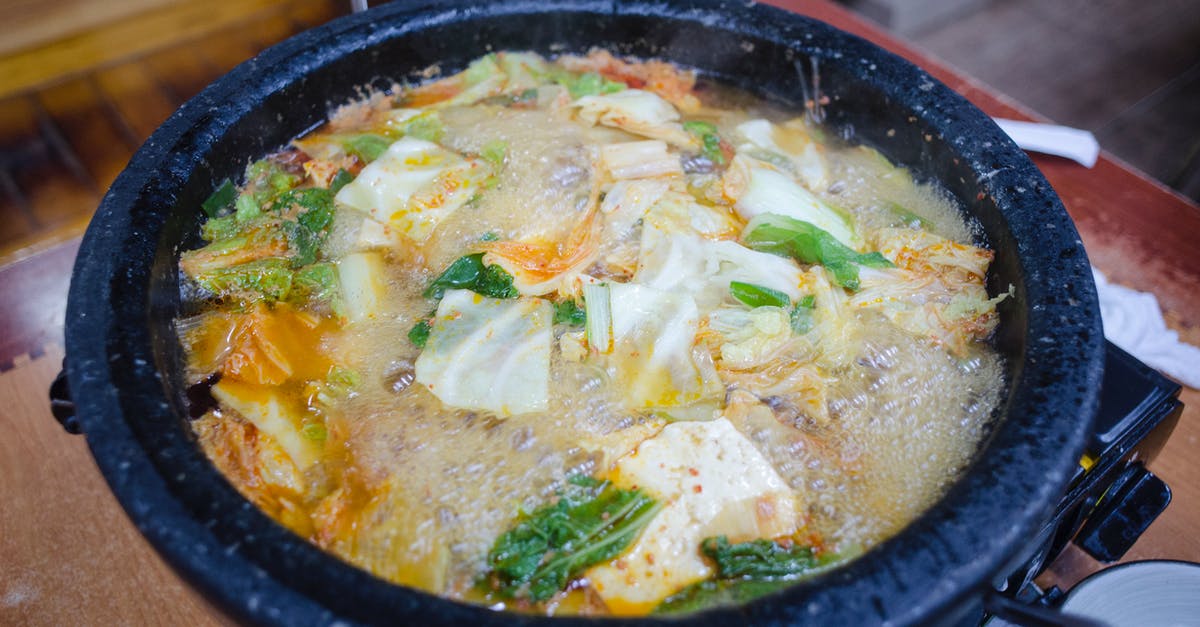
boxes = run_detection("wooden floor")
[904,0,1200,200]
[0,0,345,263]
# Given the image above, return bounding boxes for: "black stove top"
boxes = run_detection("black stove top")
[990,340,1183,622]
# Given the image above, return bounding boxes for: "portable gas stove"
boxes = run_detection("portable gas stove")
[982,340,1183,625]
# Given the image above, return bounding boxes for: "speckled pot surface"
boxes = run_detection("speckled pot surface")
[64,1,1103,625]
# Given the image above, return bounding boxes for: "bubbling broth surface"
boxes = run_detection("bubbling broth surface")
[178,50,1005,615]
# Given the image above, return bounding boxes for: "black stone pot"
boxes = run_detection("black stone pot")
[62,1,1103,624]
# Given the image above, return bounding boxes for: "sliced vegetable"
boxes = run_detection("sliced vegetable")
[334,137,481,242]
[193,257,294,302]
[682,120,717,136]
[724,154,857,248]
[480,139,508,166]
[328,168,355,194]
[414,290,552,416]
[476,264,519,299]
[234,194,262,222]
[884,201,932,229]
[200,215,240,242]
[654,578,794,614]
[654,536,841,614]
[246,159,301,205]
[272,188,335,226]
[403,114,446,143]
[582,282,612,353]
[553,299,586,326]
[482,476,660,602]
[635,226,802,313]
[734,119,829,190]
[425,253,518,300]
[561,71,627,98]
[292,262,342,314]
[707,306,793,370]
[343,133,392,163]
[729,281,790,309]
[426,253,485,298]
[790,294,816,335]
[701,536,820,579]
[212,379,319,469]
[683,120,724,165]
[742,213,893,290]
[573,89,692,146]
[283,221,320,267]
[337,251,387,323]
[599,140,683,180]
[202,179,237,218]
[301,423,328,442]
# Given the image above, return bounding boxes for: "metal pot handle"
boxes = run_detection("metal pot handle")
[49,359,81,434]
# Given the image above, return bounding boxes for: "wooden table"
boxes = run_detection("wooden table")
[2,1,1197,623]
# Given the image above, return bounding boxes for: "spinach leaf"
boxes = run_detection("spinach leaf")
[702,536,819,579]
[425,253,518,300]
[328,169,355,194]
[201,179,237,218]
[482,476,661,602]
[425,253,485,298]
[654,535,843,614]
[553,299,586,326]
[408,319,432,348]
[742,213,893,290]
[272,188,336,266]
[655,578,794,614]
[729,281,791,309]
[283,221,319,266]
[475,264,518,299]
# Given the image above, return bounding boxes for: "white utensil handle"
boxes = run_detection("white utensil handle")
[993,118,1100,168]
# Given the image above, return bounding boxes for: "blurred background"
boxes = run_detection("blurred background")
[0,0,1196,265]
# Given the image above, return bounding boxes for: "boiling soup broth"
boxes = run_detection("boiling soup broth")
[177,50,1006,616]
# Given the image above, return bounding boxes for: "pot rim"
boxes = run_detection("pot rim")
[65,1,1103,625]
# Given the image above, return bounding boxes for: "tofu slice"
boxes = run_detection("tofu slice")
[414,290,552,417]
[333,137,484,242]
[585,417,800,615]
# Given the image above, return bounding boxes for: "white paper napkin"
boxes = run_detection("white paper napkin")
[1093,268,1200,388]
